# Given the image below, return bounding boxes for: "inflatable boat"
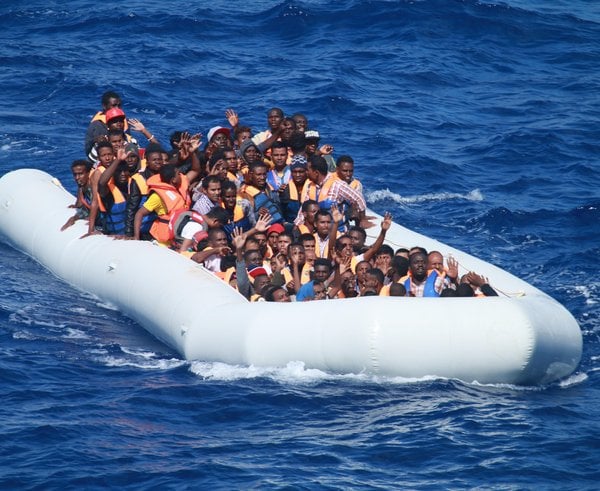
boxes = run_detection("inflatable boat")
[0,169,582,385]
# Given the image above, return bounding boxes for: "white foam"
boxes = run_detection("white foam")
[573,285,597,305]
[89,347,186,370]
[63,328,89,340]
[558,372,588,388]
[366,188,483,205]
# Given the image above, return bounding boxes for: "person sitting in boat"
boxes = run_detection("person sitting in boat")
[266,141,291,193]
[266,223,284,258]
[239,161,285,225]
[233,125,252,154]
[133,163,191,246]
[294,199,319,236]
[296,279,327,302]
[252,107,284,148]
[297,155,368,232]
[374,244,395,284]
[175,207,230,254]
[61,160,94,231]
[85,141,118,236]
[362,268,385,296]
[459,272,498,297]
[313,206,345,259]
[427,250,459,287]
[190,228,231,272]
[280,242,311,295]
[304,130,336,172]
[96,147,132,236]
[404,251,452,297]
[125,143,166,240]
[262,285,292,302]
[276,231,294,260]
[220,180,255,241]
[299,233,317,266]
[295,258,333,301]
[280,160,309,225]
[292,113,308,133]
[192,175,221,214]
[224,148,244,188]
[347,226,368,254]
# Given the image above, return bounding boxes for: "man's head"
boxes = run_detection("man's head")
[409,252,428,282]
[336,155,354,184]
[313,258,332,282]
[270,141,288,170]
[96,141,114,168]
[307,155,328,183]
[267,108,284,132]
[428,251,444,274]
[71,160,91,188]
[202,175,222,204]
[315,209,332,237]
[248,162,268,189]
[101,91,122,112]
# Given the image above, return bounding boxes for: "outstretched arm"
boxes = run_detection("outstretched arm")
[363,212,392,262]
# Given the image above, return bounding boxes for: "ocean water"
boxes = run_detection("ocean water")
[0,0,599,488]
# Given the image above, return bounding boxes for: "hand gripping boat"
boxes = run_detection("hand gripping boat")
[0,169,582,385]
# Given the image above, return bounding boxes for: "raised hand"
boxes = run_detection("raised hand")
[127,118,146,133]
[225,108,239,128]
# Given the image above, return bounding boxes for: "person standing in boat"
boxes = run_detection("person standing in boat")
[85,90,123,157]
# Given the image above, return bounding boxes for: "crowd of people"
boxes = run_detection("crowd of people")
[62,90,497,302]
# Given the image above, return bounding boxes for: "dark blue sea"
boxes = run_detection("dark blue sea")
[1,0,599,488]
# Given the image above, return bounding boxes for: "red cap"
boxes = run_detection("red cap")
[105,107,126,123]
[267,223,285,236]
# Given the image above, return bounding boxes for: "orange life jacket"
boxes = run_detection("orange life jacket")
[147,174,191,243]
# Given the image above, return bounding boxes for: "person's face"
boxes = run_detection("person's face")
[107,118,125,131]
[267,232,279,251]
[172,170,182,188]
[205,181,222,203]
[409,253,428,281]
[146,152,163,173]
[103,97,121,111]
[108,133,125,151]
[337,238,354,258]
[126,151,139,170]
[72,165,89,187]
[302,239,316,256]
[236,131,251,146]
[244,146,260,163]
[288,245,305,265]
[272,288,290,302]
[250,166,267,188]
[281,119,296,140]
[341,270,356,294]
[271,147,288,169]
[375,253,392,272]
[253,275,270,294]
[293,115,307,133]
[313,265,330,282]
[336,161,354,184]
[212,132,229,148]
[291,167,307,186]
[428,253,444,273]
[312,283,326,300]
[246,251,262,267]
[277,235,292,255]
[316,214,331,236]
[306,164,318,183]
[305,204,319,224]
[305,140,319,155]
[209,231,228,248]
[267,110,283,131]
[115,167,130,186]
[224,151,238,172]
[212,161,228,180]
[356,262,370,285]
[365,273,380,291]
[98,147,114,167]
[348,230,365,251]
[254,233,268,255]
[222,188,237,210]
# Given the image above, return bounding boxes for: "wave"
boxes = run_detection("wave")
[366,188,483,205]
